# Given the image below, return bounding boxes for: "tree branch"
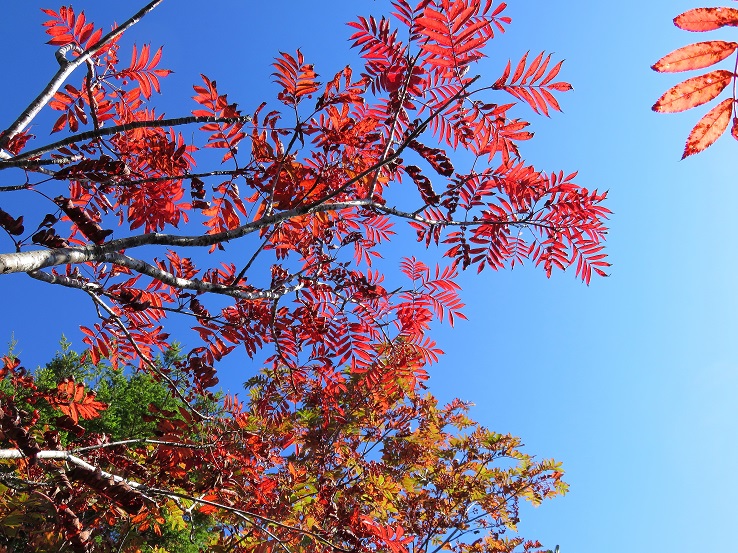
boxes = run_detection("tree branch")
[0,0,166,152]
[71,438,214,453]
[0,197,547,276]
[0,200,371,274]
[0,447,349,551]
[1,115,251,167]
[103,251,303,300]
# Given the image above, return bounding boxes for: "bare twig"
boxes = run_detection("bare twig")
[71,438,215,453]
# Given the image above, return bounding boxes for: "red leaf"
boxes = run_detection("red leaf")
[674,7,738,32]
[272,50,319,106]
[652,41,738,73]
[40,6,102,50]
[0,208,24,236]
[540,59,564,85]
[652,69,733,113]
[546,82,572,92]
[511,51,528,83]
[198,493,220,515]
[47,380,108,424]
[682,97,733,158]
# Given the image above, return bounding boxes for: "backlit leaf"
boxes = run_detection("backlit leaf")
[652,69,733,113]
[674,7,738,32]
[682,97,733,158]
[652,41,738,73]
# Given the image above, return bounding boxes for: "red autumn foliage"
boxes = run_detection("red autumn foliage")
[652,4,738,157]
[43,379,108,424]
[0,1,608,551]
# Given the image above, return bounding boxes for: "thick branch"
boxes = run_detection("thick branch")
[0,449,142,483]
[28,269,102,292]
[0,0,165,151]
[0,200,371,274]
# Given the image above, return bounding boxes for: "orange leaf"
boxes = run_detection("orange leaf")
[682,97,733,158]
[652,69,733,113]
[675,7,738,32]
[48,380,108,423]
[652,41,738,73]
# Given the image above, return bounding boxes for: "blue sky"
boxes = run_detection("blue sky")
[1,2,737,552]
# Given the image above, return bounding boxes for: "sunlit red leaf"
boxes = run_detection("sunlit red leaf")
[272,50,319,106]
[122,44,172,99]
[40,6,102,50]
[652,41,738,73]
[674,7,738,32]
[652,69,733,113]
[511,51,528,83]
[682,97,734,158]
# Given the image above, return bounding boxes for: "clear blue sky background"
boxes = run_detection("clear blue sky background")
[1,2,736,552]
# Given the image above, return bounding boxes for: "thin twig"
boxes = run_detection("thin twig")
[84,289,213,421]
[71,438,215,453]
[2,115,251,167]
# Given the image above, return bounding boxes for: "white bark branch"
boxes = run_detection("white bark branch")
[0,198,534,276]
[0,200,371,275]
[0,447,348,551]
[0,0,165,150]
[0,449,146,488]
[103,252,305,300]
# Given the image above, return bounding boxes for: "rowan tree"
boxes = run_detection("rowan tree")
[0,1,609,552]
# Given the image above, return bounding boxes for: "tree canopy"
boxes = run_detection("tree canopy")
[0,1,610,552]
